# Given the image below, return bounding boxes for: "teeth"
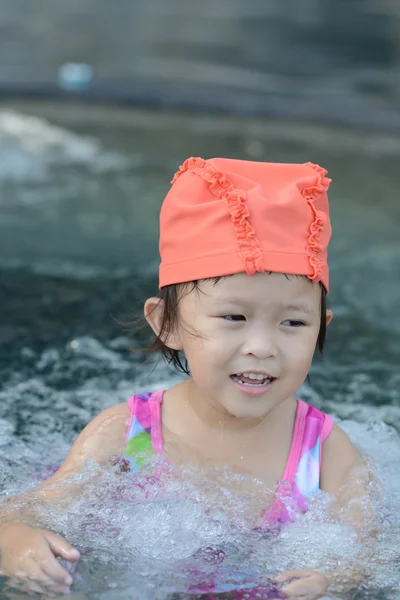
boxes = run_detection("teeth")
[232,373,273,387]
[241,372,268,380]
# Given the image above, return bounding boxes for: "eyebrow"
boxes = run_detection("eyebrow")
[212,297,253,308]
[283,304,316,317]
[212,298,316,317]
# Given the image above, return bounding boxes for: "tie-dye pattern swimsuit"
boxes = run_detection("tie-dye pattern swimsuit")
[124,391,333,597]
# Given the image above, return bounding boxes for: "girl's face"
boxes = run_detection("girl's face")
[172,272,331,421]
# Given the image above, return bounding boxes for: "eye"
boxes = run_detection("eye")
[282,319,306,327]
[221,314,246,322]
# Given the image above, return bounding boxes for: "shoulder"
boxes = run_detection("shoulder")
[74,402,131,452]
[320,422,362,494]
[42,403,131,483]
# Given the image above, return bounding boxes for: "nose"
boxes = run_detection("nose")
[241,325,278,359]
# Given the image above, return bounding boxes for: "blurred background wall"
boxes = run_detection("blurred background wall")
[1,0,400,129]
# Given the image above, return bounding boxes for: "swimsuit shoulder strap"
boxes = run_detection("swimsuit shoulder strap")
[265,400,334,525]
[287,399,334,498]
[124,391,164,468]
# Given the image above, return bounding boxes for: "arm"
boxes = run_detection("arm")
[275,424,380,598]
[1,402,130,522]
[0,402,130,595]
[320,424,379,539]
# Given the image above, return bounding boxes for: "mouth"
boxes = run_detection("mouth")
[230,372,277,387]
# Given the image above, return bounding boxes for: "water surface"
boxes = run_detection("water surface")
[0,101,399,599]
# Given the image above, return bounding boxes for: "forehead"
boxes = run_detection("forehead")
[190,272,321,310]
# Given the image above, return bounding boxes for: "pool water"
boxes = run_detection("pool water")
[0,101,400,599]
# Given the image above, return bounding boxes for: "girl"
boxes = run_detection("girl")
[0,157,377,598]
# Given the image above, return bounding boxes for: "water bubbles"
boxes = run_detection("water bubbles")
[36,347,60,371]
[0,419,15,445]
[275,516,359,570]
[127,499,221,560]
[69,336,131,370]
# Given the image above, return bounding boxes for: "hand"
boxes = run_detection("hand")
[0,522,80,596]
[273,568,329,598]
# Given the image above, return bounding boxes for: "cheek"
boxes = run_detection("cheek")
[192,335,227,363]
[183,329,232,378]
[282,331,318,366]
[180,326,216,363]
[184,344,219,384]
[189,321,232,352]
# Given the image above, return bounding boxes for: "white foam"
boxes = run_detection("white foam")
[0,110,131,186]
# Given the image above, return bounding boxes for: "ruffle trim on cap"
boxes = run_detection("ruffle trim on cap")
[172,157,264,276]
[302,162,331,283]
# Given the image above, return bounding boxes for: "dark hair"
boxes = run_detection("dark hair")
[143,276,328,376]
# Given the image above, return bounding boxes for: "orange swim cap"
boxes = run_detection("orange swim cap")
[159,157,332,291]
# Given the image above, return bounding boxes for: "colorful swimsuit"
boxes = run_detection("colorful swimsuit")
[124,391,334,526]
[123,391,333,597]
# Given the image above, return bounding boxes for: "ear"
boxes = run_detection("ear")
[326,309,334,327]
[144,297,183,351]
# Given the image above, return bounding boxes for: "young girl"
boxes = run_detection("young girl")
[0,157,376,598]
